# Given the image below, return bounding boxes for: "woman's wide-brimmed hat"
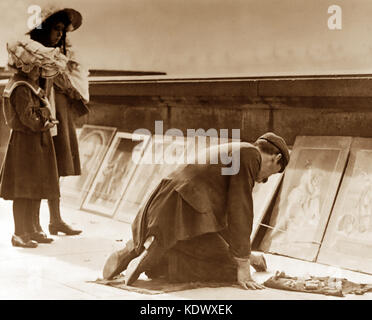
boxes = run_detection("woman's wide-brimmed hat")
[26,6,82,34]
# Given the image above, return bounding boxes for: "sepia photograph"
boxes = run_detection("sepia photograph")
[1,0,372,313]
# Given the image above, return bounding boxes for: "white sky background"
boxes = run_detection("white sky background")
[1,0,372,76]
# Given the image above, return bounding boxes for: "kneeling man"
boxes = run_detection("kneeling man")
[103,132,290,290]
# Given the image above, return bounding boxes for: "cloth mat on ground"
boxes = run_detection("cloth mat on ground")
[264,271,372,297]
[90,275,237,295]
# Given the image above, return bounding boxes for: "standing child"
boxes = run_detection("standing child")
[28,6,90,235]
[0,40,64,247]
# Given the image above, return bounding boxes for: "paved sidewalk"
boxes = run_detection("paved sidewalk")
[0,198,372,300]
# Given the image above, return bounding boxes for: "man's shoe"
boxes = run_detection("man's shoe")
[125,238,163,286]
[125,249,150,286]
[30,231,54,243]
[102,240,140,280]
[11,234,38,248]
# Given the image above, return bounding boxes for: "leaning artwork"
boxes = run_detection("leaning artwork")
[317,138,372,274]
[81,132,151,217]
[113,134,241,223]
[259,136,352,261]
[251,172,284,242]
[60,125,117,207]
[114,135,203,223]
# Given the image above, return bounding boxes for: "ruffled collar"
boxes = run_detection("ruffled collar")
[7,38,68,78]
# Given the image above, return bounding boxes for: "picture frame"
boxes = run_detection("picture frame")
[259,136,352,262]
[113,134,241,223]
[60,125,117,208]
[317,137,372,274]
[251,172,284,243]
[81,131,151,217]
[113,134,194,223]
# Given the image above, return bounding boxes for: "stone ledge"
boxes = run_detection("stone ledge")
[2,75,372,98]
[87,75,372,98]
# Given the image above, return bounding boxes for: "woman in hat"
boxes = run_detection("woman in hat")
[28,6,90,236]
[0,40,65,247]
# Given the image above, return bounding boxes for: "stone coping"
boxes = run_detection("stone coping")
[1,74,372,97]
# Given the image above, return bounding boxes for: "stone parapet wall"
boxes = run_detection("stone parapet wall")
[84,75,372,145]
[1,75,372,163]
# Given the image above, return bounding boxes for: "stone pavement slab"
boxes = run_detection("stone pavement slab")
[1,199,372,300]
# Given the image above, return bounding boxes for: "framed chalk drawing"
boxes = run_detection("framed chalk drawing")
[317,138,372,274]
[251,172,284,243]
[259,136,352,262]
[113,134,194,223]
[60,125,117,207]
[113,134,241,223]
[81,131,150,217]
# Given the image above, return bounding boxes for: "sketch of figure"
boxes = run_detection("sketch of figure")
[80,131,105,174]
[272,162,323,240]
[75,131,105,192]
[337,172,372,236]
[93,152,130,205]
[357,173,372,233]
[125,140,186,209]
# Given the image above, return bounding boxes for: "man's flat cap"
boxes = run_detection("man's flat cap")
[257,132,290,172]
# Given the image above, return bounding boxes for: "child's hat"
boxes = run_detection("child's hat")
[26,6,82,34]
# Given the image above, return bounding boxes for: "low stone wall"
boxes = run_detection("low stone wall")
[2,75,372,163]
[83,75,372,145]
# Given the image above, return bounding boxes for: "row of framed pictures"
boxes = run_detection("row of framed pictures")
[60,124,283,244]
[61,125,182,222]
[259,136,372,276]
[62,128,372,275]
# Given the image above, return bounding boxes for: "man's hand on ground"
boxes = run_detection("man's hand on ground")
[237,271,265,290]
[240,279,266,290]
[235,256,265,290]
